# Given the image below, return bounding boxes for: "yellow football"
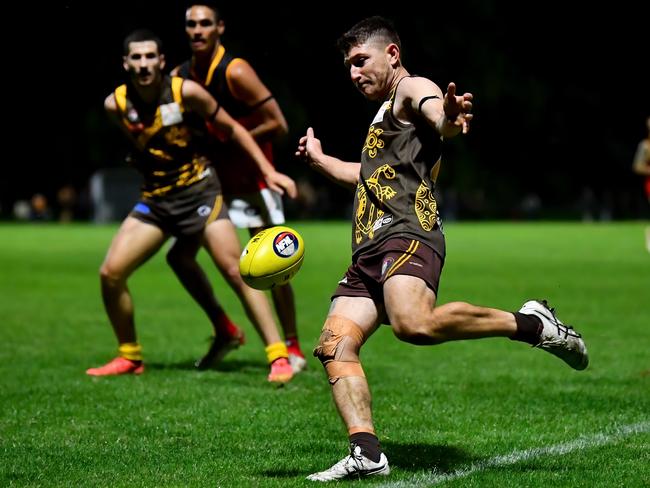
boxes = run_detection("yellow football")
[239,226,305,290]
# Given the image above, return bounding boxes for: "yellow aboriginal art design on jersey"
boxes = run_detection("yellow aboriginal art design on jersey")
[414,180,437,231]
[355,164,396,244]
[362,126,385,158]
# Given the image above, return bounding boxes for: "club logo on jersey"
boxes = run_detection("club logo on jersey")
[273,231,299,258]
[381,257,395,277]
[197,205,212,217]
[127,108,140,123]
[160,102,183,126]
[373,214,393,232]
[126,108,144,133]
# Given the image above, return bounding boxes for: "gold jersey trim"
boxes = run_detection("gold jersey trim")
[171,76,184,105]
[115,84,128,113]
[204,44,226,86]
[205,194,224,226]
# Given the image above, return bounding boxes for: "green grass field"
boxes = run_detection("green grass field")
[1,221,649,487]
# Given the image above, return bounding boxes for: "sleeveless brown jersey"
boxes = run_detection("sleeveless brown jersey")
[351,77,446,260]
[113,75,215,198]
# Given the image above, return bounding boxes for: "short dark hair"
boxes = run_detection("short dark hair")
[123,29,163,56]
[184,1,223,22]
[336,16,401,55]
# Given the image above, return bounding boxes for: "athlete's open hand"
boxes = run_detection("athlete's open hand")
[296,127,324,166]
[444,82,473,134]
[265,171,297,199]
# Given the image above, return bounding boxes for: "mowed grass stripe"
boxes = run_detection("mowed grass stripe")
[379,421,650,487]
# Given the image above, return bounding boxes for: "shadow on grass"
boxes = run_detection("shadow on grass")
[260,442,475,479]
[382,440,475,473]
[261,468,306,478]
[146,358,267,372]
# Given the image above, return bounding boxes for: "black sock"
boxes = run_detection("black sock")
[510,312,542,345]
[349,432,382,463]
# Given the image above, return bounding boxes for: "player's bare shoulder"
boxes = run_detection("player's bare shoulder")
[227,58,270,103]
[104,92,118,115]
[394,76,443,122]
[226,58,256,83]
[399,76,443,104]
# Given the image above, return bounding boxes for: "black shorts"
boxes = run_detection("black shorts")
[332,236,444,303]
[130,171,229,237]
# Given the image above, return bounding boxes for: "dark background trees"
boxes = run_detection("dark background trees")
[5,1,648,220]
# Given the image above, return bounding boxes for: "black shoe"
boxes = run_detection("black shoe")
[195,330,245,370]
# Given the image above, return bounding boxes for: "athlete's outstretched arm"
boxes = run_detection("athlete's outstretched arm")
[400,78,473,138]
[296,127,360,189]
[182,79,297,198]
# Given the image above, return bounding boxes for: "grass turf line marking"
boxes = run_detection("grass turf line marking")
[378,421,650,487]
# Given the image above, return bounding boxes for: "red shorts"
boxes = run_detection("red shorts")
[332,236,444,303]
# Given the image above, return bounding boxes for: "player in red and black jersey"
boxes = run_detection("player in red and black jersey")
[171,2,306,372]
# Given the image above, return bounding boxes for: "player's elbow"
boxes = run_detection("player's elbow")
[276,118,289,137]
[268,118,288,139]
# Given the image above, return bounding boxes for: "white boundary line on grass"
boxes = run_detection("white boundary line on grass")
[378,421,650,487]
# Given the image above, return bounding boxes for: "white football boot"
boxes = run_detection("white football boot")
[288,352,307,373]
[307,444,390,482]
[519,299,588,370]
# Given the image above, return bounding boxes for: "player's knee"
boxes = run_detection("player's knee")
[313,315,366,384]
[222,261,243,286]
[99,262,125,286]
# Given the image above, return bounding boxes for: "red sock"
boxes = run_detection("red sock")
[215,311,240,337]
[286,336,302,354]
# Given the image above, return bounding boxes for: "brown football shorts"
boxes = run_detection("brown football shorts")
[130,170,228,237]
[332,236,444,303]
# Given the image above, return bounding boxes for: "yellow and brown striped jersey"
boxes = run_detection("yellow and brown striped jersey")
[113,75,214,198]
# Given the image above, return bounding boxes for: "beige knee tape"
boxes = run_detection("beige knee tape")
[313,315,366,384]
